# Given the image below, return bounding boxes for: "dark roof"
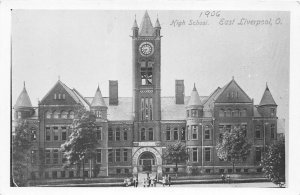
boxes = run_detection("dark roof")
[85,96,208,121]
[14,83,33,109]
[90,86,107,107]
[253,106,262,117]
[132,19,138,28]
[139,11,154,36]
[155,18,161,28]
[259,85,277,106]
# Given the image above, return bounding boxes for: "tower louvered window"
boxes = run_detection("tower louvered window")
[141,61,153,85]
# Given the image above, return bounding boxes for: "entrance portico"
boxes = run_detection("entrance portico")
[132,147,163,177]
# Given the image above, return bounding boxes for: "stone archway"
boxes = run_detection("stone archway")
[132,147,163,177]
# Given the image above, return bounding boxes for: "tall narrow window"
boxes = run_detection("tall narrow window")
[192,148,198,162]
[31,128,37,141]
[173,127,179,140]
[181,127,186,140]
[141,61,153,85]
[241,109,247,117]
[226,125,232,132]
[204,125,211,140]
[115,127,120,141]
[62,94,66,99]
[96,126,102,140]
[241,124,247,137]
[141,98,153,121]
[108,128,113,141]
[96,149,101,163]
[186,110,190,117]
[145,98,149,119]
[219,109,225,117]
[31,150,37,164]
[271,124,275,139]
[166,126,171,141]
[53,111,59,119]
[115,149,121,162]
[141,98,144,120]
[255,147,262,162]
[205,148,211,162]
[45,150,51,164]
[191,109,198,117]
[53,127,59,141]
[191,125,198,140]
[255,126,261,139]
[149,128,154,141]
[123,149,128,162]
[141,128,146,141]
[270,108,275,117]
[61,127,67,141]
[149,98,153,120]
[69,111,74,119]
[123,128,128,141]
[226,109,231,117]
[61,111,68,119]
[96,110,101,118]
[53,149,59,164]
[54,94,57,99]
[46,127,51,141]
[108,149,113,163]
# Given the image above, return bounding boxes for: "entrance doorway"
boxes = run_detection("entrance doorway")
[139,152,155,172]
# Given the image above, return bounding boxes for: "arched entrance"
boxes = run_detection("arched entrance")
[139,152,155,172]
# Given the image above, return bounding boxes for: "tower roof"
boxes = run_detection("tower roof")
[139,11,154,36]
[91,85,107,107]
[187,84,202,106]
[132,18,138,29]
[155,18,161,28]
[259,84,277,106]
[14,82,33,109]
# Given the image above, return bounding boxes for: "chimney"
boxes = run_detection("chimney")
[175,80,184,104]
[109,80,118,105]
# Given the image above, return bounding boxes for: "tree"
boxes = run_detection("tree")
[261,137,285,187]
[12,120,32,186]
[163,141,189,173]
[216,127,251,173]
[61,109,98,179]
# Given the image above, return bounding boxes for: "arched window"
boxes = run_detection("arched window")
[69,111,74,119]
[140,128,146,141]
[53,110,60,119]
[45,111,52,119]
[226,109,231,117]
[61,111,68,119]
[233,109,239,117]
[219,109,225,117]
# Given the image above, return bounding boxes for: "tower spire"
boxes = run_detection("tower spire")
[139,10,154,36]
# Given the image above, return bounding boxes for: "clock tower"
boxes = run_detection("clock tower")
[131,11,162,143]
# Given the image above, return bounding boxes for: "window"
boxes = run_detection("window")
[58,94,61,99]
[52,171,57,178]
[166,126,171,141]
[205,169,211,174]
[191,109,198,117]
[241,124,247,137]
[219,109,225,117]
[45,150,51,164]
[205,148,211,162]
[191,125,198,140]
[141,98,153,121]
[31,150,37,164]
[123,149,128,162]
[53,149,59,164]
[61,171,65,178]
[96,126,102,140]
[219,169,224,173]
[149,128,154,141]
[181,127,185,140]
[84,171,88,177]
[257,168,262,173]
[233,109,239,117]
[270,108,276,117]
[96,110,101,118]
[123,128,128,141]
[115,149,121,162]
[61,127,67,141]
[124,169,129,174]
[96,149,101,163]
[53,127,59,141]
[46,127,51,141]
[255,147,262,162]
[219,133,223,142]
[108,149,113,163]
[186,110,190,117]
[255,126,261,139]
[53,111,59,119]
[69,171,74,178]
[192,148,198,162]
[69,111,74,119]
[204,125,210,140]
[17,111,22,119]
[141,61,153,85]
[60,111,67,119]
[236,168,241,173]
[108,128,113,141]
[271,124,275,139]
[62,94,66,99]
[116,169,121,174]
[46,111,51,119]
[226,109,231,117]
[31,129,37,141]
[173,127,178,140]
[54,93,57,99]
[228,169,233,173]
[226,125,231,132]
[219,125,224,131]
[244,168,248,173]
[141,128,146,141]
[241,109,247,117]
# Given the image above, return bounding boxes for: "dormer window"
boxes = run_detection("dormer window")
[96,110,101,118]
[58,94,61,99]
[191,109,198,117]
[63,94,66,99]
[54,93,57,99]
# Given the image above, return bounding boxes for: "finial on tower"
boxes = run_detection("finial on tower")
[23,81,25,88]
[266,82,269,90]
[193,83,196,91]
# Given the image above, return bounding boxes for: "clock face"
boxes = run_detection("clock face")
[139,42,154,56]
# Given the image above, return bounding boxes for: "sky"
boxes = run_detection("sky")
[11,10,289,123]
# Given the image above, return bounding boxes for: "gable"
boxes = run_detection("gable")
[40,81,79,105]
[215,80,252,103]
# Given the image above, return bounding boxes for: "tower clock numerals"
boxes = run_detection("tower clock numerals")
[139,42,154,56]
